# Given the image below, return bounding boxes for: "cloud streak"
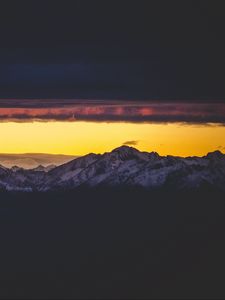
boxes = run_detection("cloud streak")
[123,140,139,146]
[0,100,224,125]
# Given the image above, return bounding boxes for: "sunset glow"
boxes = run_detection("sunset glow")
[0,120,224,157]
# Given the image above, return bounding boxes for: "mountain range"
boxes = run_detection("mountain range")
[0,146,225,192]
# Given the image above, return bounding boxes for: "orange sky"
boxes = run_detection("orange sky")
[0,120,224,157]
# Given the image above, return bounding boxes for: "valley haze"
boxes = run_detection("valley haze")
[0,153,77,169]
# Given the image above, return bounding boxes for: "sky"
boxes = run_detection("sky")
[1,119,224,157]
[0,1,224,157]
[0,1,224,100]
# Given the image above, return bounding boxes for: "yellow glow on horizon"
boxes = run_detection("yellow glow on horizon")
[0,121,224,157]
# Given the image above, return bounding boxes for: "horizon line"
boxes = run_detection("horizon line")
[0,146,224,159]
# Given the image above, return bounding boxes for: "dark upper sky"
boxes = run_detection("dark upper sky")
[0,1,224,100]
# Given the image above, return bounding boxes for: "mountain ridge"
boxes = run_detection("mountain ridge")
[0,146,224,192]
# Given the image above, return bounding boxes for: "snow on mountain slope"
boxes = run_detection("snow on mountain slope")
[40,153,101,190]
[0,146,224,192]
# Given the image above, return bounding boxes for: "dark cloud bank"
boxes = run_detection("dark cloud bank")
[0,2,224,100]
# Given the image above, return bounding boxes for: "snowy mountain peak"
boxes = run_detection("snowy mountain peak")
[111,145,148,161]
[112,145,139,154]
[113,145,137,150]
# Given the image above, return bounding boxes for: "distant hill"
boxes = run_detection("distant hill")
[0,153,77,169]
